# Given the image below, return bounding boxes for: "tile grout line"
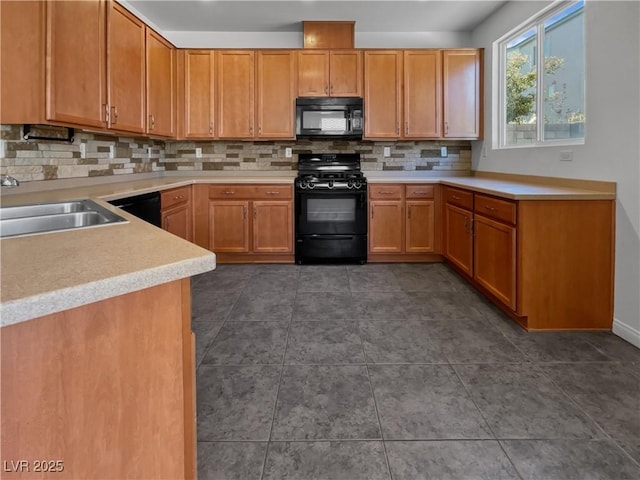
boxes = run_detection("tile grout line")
[356,317,394,480]
[449,364,525,480]
[258,267,299,480]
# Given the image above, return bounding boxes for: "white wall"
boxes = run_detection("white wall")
[471,1,640,346]
[163,30,470,49]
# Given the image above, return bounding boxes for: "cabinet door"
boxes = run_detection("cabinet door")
[217,50,255,138]
[403,50,441,138]
[146,30,175,137]
[474,214,516,310]
[253,201,293,253]
[443,49,482,138]
[184,50,215,138]
[406,200,435,253]
[297,50,329,96]
[329,50,362,97]
[444,203,473,276]
[108,2,145,133]
[364,51,402,139]
[46,0,106,128]
[162,205,192,242]
[369,200,403,253]
[0,0,45,124]
[209,201,250,253]
[257,51,296,138]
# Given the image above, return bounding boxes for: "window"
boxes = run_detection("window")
[496,1,585,148]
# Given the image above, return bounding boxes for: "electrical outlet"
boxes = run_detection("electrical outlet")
[109,145,115,159]
[195,147,202,158]
[440,146,448,157]
[383,147,391,157]
[285,147,292,158]
[79,143,86,159]
[560,150,573,161]
[147,147,152,159]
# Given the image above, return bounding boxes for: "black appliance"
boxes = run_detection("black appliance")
[108,191,161,227]
[296,97,363,140]
[295,153,367,264]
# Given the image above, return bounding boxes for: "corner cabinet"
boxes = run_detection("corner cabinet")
[369,184,439,262]
[146,29,176,137]
[107,1,146,134]
[161,186,193,242]
[443,49,483,139]
[46,0,107,128]
[443,186,614,330]
[194,184,294,263]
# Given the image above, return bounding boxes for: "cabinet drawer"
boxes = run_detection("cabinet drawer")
[161,186,190,209]
[369,184,403,200]
[252,185,293,199]
[474,194,516,225]
[209,184,292,200]
[444,186,473,210]
[405,185,434,199]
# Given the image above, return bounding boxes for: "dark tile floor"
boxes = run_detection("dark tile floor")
[191,263,640,480]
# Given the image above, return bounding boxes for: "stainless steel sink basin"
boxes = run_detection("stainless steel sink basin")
[0,199,128,238]
[0,200,90,219]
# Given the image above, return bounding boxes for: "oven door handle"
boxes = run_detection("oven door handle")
[309,235,354,240]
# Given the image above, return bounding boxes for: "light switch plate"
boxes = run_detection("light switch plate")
[383,147,391,157]
[285,147,292,158]
[109,145,115,159]
[195,147,202,158]
[441,146,448,157]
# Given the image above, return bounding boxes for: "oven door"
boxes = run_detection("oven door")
[296,189,367,236]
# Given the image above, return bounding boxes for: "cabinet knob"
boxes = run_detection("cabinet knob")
[112,106,118,124]
[149,114,155,130]
[266,191,280,195]
[103,104,109,123]
[209,122,213,135]
[378,191,394,195]
[451,195,461,200]
[405,122,409,135]
[445,122,449,135]
[484,205,497,211]
[223,191,235,195]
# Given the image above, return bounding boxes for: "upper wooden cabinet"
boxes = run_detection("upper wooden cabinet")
[107,1,145,134]
[403,50,442,139]
[217,50,255,138]
[364,50,402,139]
[297,50,362,97]
[146,29,176,137]
[181,50,215,139]
[46,0,107,128]
[0,0,46,124]
[443,49,483,138]
[256,51,296,139]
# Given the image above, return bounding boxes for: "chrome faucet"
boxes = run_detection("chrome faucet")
[0,175,20,187]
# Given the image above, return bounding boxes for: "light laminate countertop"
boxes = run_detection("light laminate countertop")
[1,170,615,326]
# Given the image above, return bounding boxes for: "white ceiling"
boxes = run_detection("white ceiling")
[124,0,508,34]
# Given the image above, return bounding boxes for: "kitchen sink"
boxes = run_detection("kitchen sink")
[0,199,128,238]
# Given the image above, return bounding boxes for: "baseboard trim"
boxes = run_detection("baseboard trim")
[612,318,640,348]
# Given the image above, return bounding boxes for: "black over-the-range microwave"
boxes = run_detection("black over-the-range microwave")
[295,97,363,140]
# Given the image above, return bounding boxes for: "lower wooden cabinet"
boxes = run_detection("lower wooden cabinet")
[442,186,614,331]
[161,186,192,242]
[368,184,438,261]
[195,184,294,263]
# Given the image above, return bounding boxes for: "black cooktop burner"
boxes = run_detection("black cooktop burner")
[296,153,366,190]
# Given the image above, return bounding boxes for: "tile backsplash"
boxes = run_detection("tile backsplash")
[1,124,471,182]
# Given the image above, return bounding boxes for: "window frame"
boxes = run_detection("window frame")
[494,0,586,149]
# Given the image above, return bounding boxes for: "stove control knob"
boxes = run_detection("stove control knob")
[307,182,315,189]
[328,180,334,189]
[354,180,362,190]
[347,180,355,189]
